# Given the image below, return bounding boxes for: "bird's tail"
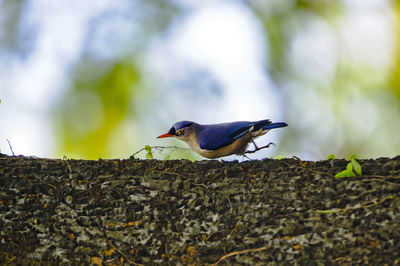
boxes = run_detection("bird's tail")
[252,120,288,131]
[262,122,288,130]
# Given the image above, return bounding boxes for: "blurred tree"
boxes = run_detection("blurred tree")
[1,0,399,160]
[51,0,179,159]
[390,1,400,102]
[0,0,27,56]
[55,60,139,159]
[250,0,400,159]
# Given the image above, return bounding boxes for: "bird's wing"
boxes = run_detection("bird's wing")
[229,119,272,140]
[198,121,266,150]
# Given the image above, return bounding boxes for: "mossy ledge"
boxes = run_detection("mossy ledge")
[1,154,400,264]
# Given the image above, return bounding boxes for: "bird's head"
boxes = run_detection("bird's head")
[157,121,195,141]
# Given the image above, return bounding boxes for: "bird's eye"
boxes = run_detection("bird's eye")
[176,129,182,136]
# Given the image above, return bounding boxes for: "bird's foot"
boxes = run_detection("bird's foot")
[245,142,275,154]
[242,154,251,160]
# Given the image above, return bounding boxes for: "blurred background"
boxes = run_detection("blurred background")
[0,0,399,161]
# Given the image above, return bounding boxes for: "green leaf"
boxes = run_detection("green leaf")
[335,163,356,178]
[335,169,356,178]
[351,159,362,175]
[326,154,335,160]
[349,154,356,161]
[275,155,284,160]
[144,145,153,159]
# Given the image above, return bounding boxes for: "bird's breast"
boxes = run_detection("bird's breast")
[185,133,252,159]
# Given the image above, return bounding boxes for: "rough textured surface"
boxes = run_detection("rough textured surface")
[0,154,400,265]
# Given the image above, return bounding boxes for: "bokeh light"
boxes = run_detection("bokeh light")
[0,0,399,160]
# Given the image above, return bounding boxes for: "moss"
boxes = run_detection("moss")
[0,155,399,264]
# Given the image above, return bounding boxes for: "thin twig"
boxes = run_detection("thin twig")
[108,240,143,266]
[362,175,400,180]
[192,182,209,190]
[316,195,395,214]
[332,256,353,262]
[219,191,233,211]
[360,178,400,186]
[45,182,57,190]
[130,145,191,158]
[152,169,187,179]
[227,217,243,241]
[281,160,330,176]
[211,246,268,265]
[6,139,15,156]
[63,156,73,179]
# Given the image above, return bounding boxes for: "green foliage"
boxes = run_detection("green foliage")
[326,154,335,160]
[335,154,362,179]
[55,60,140,159]
[144,145,153,159]
[335,163,356,178]
[0,98,1,154]
[389,3,400,103]
[349,154,362,175]
[256,2,400,159]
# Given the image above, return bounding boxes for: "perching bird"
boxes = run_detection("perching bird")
[157,119,287,159]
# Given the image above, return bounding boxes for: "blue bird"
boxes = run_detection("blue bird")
[157,119,287,159]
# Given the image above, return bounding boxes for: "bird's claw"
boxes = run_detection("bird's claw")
[245,142,275,154]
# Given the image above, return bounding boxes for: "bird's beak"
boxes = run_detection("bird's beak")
[157,133,174,138]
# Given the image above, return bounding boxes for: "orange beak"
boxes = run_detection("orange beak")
[157,133,174,138]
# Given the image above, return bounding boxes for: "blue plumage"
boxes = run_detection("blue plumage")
[167,121,193,135]
[198,120,286,150]
[158,119,287,158]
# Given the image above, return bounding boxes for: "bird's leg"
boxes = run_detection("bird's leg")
[242,153,251,160]
[245,141,275,154]
[251,139,259,150]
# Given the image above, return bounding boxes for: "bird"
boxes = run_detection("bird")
[157,119,287,159]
